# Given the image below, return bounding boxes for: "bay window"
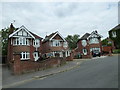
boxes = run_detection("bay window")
[13,38,30,45]
[89,38,99,44]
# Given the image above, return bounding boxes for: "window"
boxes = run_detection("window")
[83,49,87,55]
[52,40,61,47]
[33,39,40,46]
[89,38,99,44]
[13,38,29,45]
[19,38,23,45]
[26,39,29,45]
[20,52,30,60]
[112,31,116,37]
[82,40,87,47]
[90,47,101,52]
[23,38,26,45]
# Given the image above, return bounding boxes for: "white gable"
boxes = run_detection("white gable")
[88,31,103,39]
[9,25,35,39]
[50,31,66,42]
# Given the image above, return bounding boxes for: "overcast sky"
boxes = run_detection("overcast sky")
[1,2,118,39]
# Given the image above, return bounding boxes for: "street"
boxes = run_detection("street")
[11,55,118,88]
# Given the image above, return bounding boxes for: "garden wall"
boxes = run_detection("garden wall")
[11,54,66,75]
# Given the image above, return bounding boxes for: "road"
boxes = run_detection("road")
[11,55,118,88]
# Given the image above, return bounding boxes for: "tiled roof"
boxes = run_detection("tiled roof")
[42,32,57,43]
[29,31,43,39]
[77,33,90,43]
[80,33,90,39]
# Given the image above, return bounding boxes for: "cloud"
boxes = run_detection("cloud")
[1,2,118,39]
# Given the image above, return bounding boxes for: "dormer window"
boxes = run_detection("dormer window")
[112,31,116,37]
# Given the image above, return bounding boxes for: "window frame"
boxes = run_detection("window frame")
[112,31,116,37]
[13,37,30,46]
[20,52,30,60]
[89,38,99,44]
[33,39,40,46]
[52,40,61,47]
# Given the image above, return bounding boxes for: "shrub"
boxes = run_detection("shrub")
[113,49,120,54]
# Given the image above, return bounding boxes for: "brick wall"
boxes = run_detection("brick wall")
[102,46,112,52]
[13,46,30,52]
[42,42,51,54]
[12,54,66,75]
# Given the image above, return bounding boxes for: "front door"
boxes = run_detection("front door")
[34,52,39,61]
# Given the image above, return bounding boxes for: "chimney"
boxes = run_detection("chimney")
[95,30,98,33]
[9,23,15,34]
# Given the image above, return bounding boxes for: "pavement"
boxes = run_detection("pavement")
[2,55,110,88]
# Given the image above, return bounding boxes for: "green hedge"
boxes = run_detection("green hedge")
[113,49,120,54]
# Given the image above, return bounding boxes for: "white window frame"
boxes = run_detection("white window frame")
[90,47,101,52]
[112,31,116,37]
[89,38,99,44]
[13,38,30,46]
[83,49,87,55]
[52,40,61,47]
[20,52,30,60]
[33,39,40,46]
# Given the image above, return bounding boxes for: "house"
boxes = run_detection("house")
[7,23,43,65]
[77,30,103,58]
[108,24,120,49]
[42,31,71,58]
[101,37,115,54]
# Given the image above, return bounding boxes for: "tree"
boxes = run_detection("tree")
[1,23,15,56]
[65,34,80,50]
[101,38,112,46]
[1,28,10,56]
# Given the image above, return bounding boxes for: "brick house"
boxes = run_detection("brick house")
[108,24,120,49]
[7,23,43,64]
[42,31,71,58]
[77,31,103,58]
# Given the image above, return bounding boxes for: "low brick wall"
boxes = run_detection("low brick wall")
[12,54,66,75]
[66,56,73,61]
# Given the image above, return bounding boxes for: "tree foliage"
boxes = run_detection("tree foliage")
[65,34,80,50]
[1,28,10,56]
[101,38,112,46]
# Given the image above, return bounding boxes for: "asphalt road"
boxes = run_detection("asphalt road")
[11,55,118,88]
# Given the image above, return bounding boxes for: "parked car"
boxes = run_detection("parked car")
[92,50,101,57]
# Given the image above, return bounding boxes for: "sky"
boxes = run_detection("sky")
[1,1,118,39]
